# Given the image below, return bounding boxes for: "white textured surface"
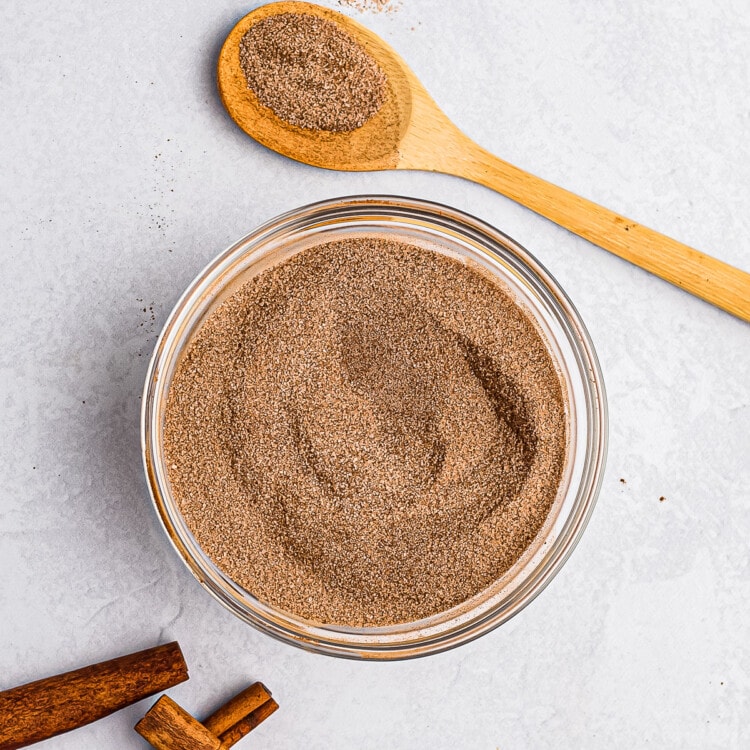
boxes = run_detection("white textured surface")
[1,1,749,747]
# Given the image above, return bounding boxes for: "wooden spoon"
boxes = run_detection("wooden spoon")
[218,1,750,322]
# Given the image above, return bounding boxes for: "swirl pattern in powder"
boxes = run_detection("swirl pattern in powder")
[164,237,567,626]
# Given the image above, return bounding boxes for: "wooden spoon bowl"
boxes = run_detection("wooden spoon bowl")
[218,1,413,171]
[218,1,750,322]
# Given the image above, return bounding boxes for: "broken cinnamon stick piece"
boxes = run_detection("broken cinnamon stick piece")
[204,682,272,736]
[135,681,278,750]
[218,698,279,748]
[136,696,221,750]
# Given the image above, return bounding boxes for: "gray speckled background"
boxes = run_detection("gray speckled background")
[1,1,749,747]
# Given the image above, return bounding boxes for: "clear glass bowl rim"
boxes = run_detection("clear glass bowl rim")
[142,194,608,660]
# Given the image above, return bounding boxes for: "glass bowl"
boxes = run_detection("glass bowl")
[142,195,607,660]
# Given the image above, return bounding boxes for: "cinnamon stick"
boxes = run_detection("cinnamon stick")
[135,695,222,750]
[135,680,278,750]
[0,642,188,750]
[218,698,279,748]
[204,682,272,736]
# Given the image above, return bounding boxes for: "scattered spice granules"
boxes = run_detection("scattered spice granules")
[164,237,567,626]
[238,13,387,132]
[338,0,397,12]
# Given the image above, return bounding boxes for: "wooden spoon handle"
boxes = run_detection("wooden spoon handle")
[439,137,750,322]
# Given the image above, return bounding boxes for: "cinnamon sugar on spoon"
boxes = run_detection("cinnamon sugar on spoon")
[238,13,387,132]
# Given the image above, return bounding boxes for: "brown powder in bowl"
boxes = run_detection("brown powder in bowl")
[163,237,567,627]
[238,13,387,132]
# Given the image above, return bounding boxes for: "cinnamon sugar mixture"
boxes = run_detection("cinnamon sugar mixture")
[164,237,567,626]
[239,13,387,132]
